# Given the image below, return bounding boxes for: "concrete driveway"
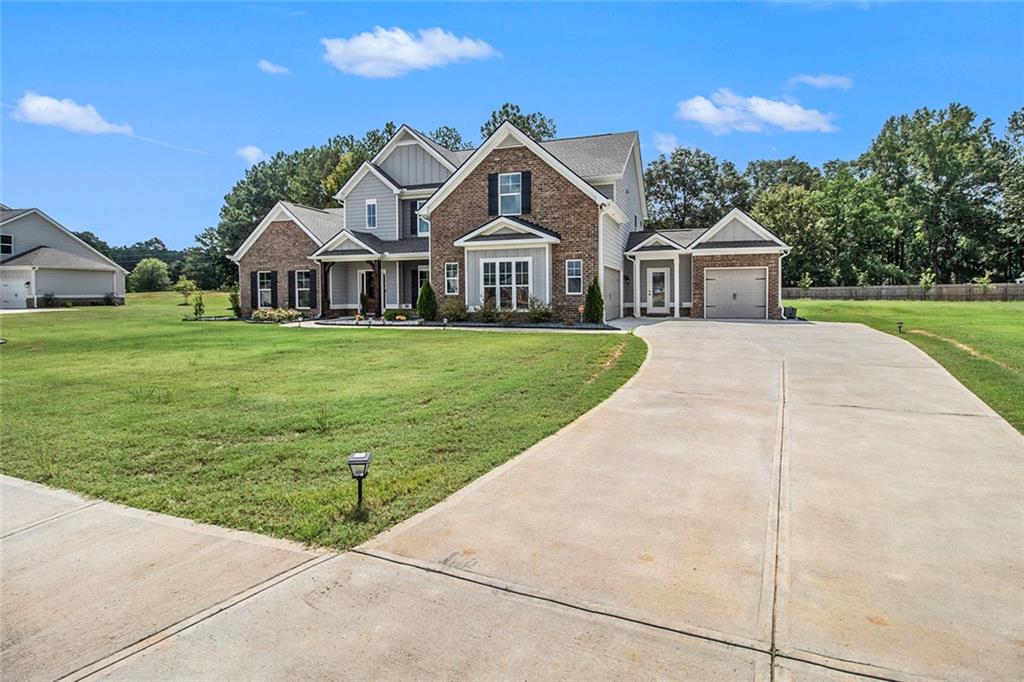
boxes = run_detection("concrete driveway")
[3,320,1021,681]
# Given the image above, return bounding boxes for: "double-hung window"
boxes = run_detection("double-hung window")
[482,259,530,309]
[296,270,312,309]
[498,173,522,216]
[365,199,377,229]
[565,259,583,295]
[0,234,11,255]
[416,200,430,236]
[444,262,459,295]
[257,271,273,308]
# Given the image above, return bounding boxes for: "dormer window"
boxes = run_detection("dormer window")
[498,173,522,216]
[365,199,377,229]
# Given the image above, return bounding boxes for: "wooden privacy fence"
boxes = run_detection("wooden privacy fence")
[783,283,1024,302]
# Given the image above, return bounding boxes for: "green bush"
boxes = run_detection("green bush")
[228,290,241,317]
[798,272,813,290]
[527,297,553,323]
[192,291,205,319]
[498,308,524,326]
[250,308,302,323]
[103,292,118,306]
[438,298,469,322]
[359,292,369,315]
[583,276,603,323]
[128,258,171,292]
[474,297,498,322]
[919,268,936,297]
[173,277,197,304]
[384,309,411,321]
[416,281,438,321]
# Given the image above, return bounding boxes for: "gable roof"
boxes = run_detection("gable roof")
[0,207,128,273]
[1,245,121,271]
[310,228,429,259]
[229,201,345,262]
[418,121,625,219]
[540,132,638,179]
[626,210,790,255]
[688,208,789,250]
[454,216,562,247]
[334,161,402,200]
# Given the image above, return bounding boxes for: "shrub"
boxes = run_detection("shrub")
[173,277,197,304]
[128,258,171,292]
[474,297,498,322]
[527,297,553,323]
[438,298,469,322]
[359,292,369,315]
[798,272,813,291]
[228,290,242,317]
[918,269,936,298]
[498,308,522,326]
[972,270,992,294]
[103,292,117,306]
[583,276,603,323]
[40,293,58,308]
[250,307,302,323]
[192,291,205,319]
[416,281,438,321]
[384,309,412,321]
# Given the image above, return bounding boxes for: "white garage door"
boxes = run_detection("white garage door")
[602,267,620,320]
[705,267,767,319]
[1,270,28,309]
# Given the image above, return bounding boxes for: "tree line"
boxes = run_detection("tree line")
[89,102,1022,292]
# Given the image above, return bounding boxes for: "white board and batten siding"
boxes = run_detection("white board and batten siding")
[464,247,549,308]
[344,173,398,240]
[378,143,451,187]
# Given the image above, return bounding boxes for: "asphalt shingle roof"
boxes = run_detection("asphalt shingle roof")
[280,202,345,244]
[694,240,778,249]
[1,208,34,223]
[1,245,118,271]
[458,216,562,242]
[625,228,711,251]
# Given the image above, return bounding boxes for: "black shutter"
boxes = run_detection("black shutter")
[521,171,532,214]
[269,271,278,308]
[287,270,295,308]
[487,173,498,215]
[250,271,258,309]
[409,201,418,235]
[309,270,318,309]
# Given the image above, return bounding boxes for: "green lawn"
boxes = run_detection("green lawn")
[0,292,645,548]
[786,299,1024,431]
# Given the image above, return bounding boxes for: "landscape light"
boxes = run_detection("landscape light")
[346,451,372,508]
[898,321,904,334]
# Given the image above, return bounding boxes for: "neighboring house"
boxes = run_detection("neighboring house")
[0,205,128,309]
[230,122,790,321]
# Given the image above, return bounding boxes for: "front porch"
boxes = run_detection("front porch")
[624,251,693,318]
[322,258,429,316]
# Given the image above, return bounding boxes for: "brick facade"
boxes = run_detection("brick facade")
[428,145,599,322]
[691,253,782,320]
[238,220,321,318]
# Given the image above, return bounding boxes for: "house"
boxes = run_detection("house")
[230,122,790,321]
[0,205,127,309]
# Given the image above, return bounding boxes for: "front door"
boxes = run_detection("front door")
[359,270,386,313]
[646,268,669,314]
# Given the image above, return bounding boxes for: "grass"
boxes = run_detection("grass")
[786,299,1024,431]
[0,292,646,548]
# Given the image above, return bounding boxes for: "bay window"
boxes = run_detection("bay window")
[482,258,530,309]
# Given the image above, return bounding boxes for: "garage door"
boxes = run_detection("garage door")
[1,271,28,309]
[704,267,766,319]
[602,267,620,320]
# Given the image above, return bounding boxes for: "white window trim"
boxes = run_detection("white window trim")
[444,262,459,295]
[0,234,12,255]
[417,265,430,292]
[479,257,532,310]
[257,270,273,309]
[498,172,522,217]
[295,269,312,310]
[565,259,584,295]
[416,199,430,236]
[365,199,377,229]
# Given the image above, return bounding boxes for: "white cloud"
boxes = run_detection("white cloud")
[257,59,291,76]
[652,132,679,155]
[675,88,837,135]
[786,73,853,90]
[321,26,498,78]
[236,145,266,165]
[11,91,133,135]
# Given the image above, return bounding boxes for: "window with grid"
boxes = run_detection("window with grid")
[296,270,311,309]
[565,259,583,295]
[444,262,459,295]
[498,173,522,216]
[482,259,530,309]
[257,271,273,308]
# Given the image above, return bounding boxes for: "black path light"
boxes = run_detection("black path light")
[347,451,372,508]
[898,321,904,334]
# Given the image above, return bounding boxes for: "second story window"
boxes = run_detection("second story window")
[498,173,522,216]
[416,200,429,236]
[365,199,377,229]
[0,234,11,255]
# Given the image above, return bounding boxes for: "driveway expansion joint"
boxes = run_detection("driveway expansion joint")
[1,500,99,539]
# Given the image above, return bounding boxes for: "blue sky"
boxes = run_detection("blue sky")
[3,2,1021,249]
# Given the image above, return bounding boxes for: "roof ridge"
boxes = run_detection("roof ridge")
[541,130,638,143]
[281,200,332,215]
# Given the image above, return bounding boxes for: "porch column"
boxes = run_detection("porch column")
[372,260,383,317]
[673,254,680,318]
[632,256,641,317]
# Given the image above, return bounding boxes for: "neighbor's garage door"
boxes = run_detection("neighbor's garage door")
[603,267,620,320]
[704,267,767,319]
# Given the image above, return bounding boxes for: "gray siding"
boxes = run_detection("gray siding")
[614,147,644,232]
[328,259,425,309]
[344,173,398,240]
[465,247,549,307]
[1,212,119,269]
[623,255,691,304]
[595,183,614,199]
[708,218,761,242]
[328,262,362,308]
[399,199,430,238]
[400,260,430,306]
[602,213,625,273]
[379,144,451,187]
[36,268,121,297]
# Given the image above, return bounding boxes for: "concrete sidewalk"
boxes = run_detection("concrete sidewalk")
[2,320,1021,681]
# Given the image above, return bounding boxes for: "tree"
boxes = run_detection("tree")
[644,147,751,230]
[997,107,1024,281]
[173,277,198,304]
[416,281,438,321]
[430,125,474,151]
[74,231,112,257]
[751,184,831,287]
[858,103,1003,283]
[744,157,821,200]
[128,257,171,292]
[480,103,557,141]
[583,277,603,323]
